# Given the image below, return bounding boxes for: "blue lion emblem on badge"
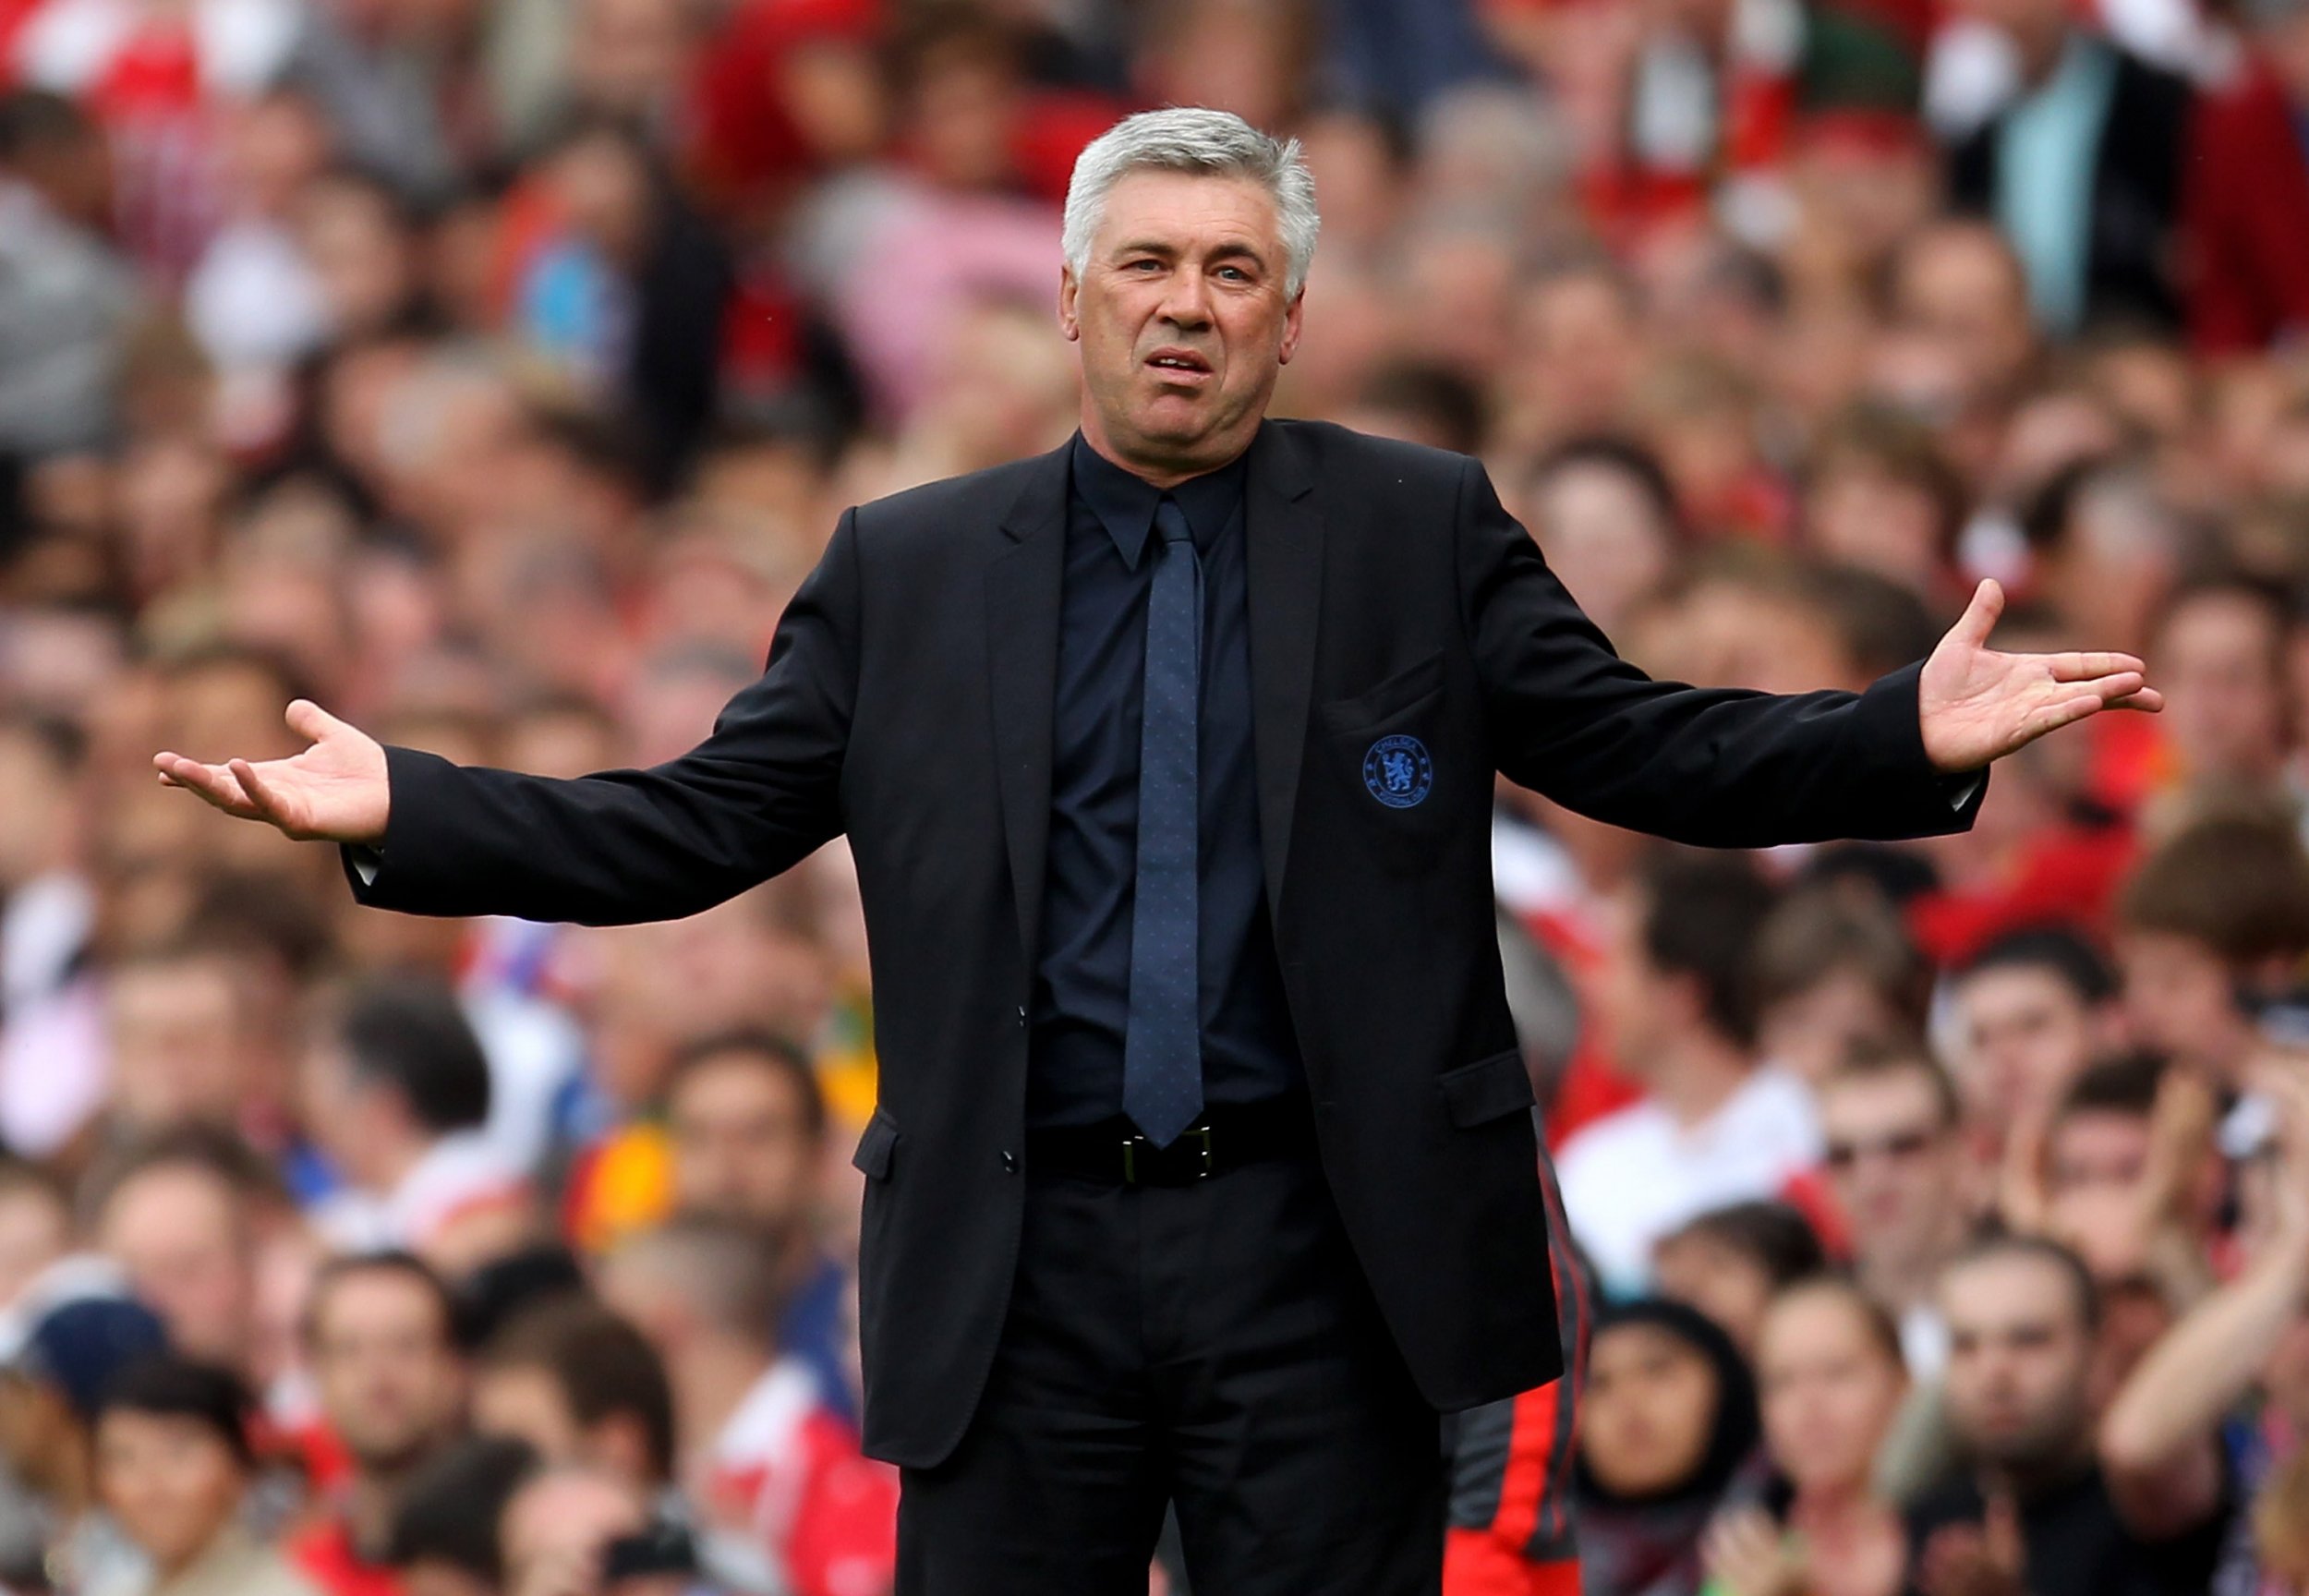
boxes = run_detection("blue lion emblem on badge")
[1362,734,1433,809]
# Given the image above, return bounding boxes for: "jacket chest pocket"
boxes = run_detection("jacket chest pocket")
[1316,650,1455,874]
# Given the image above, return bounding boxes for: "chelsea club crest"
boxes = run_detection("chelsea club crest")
[1362,734,1433,809]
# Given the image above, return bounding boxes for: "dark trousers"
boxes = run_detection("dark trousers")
[895,1146,1449,1595]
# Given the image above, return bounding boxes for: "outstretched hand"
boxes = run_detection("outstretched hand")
[152,699,390,845]
[1919,579,2162,774]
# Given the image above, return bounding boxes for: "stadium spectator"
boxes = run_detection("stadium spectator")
[2114,816,2309,1091]
[1556,856,1817,1296]
[471,1299,675,1505]
[1817,1048,1977,1377]
[1653,1202,1831,1359]
[598,1215,892,1596]
[285,1253,468,1596]
[2095,1058,2309,1589]
[299,977,535,1275]
[386,1435,539,1596]
[0,1282,173,1593]
[1575,1300,1765,1596]
[1906,1235,2230,1596]
[659,1031,852,1423]
[1749,886,1932,1090]
[1944,0,2194,337]
[0,1160,71,1313]
[90,1128,277,1384]
[91,1356,320,1596]
[1946,927,2122,1151]
[1703,1277,1912,1596]
[2143,577,2293,807]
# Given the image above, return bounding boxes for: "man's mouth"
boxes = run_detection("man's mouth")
[1146,349,1212,375]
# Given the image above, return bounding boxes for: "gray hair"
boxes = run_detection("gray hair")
[1061,107,1321,299]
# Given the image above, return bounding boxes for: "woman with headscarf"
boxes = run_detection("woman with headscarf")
[1576,1298,1767,1596]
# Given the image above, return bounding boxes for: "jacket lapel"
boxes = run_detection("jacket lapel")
[985,441,1070,966]
[1244,422,1324,918]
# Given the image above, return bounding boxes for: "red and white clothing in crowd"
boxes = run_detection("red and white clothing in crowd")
[6,0,301,282]
[697,1359,898,1596]
[1553,1063,1824,1297]
[308,1131,531,1261]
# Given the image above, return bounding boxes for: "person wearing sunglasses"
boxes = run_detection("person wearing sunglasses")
[1818,1048,1977,1383]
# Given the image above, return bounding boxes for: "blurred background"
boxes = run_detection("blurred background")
[5,0,2309,1591]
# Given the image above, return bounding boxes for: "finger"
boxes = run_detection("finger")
[2043,651,2146,682]
[154,754,255,816]
[2066,671,2146,701]
[2107,687,2164,713]
[2028,693,2111,739]
[1951,577,2005,648]
[227,757,294,828]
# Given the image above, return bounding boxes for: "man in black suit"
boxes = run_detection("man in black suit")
[156,107,2159,1596]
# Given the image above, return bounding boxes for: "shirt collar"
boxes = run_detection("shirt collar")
[1069,431,1250,571]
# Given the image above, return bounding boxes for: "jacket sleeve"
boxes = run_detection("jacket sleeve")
[340,507,864,925]
[1455,457,1986,846]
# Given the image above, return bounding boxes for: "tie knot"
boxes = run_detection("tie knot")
[1154,496,1193,547]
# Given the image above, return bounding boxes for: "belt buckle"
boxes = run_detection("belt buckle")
[1118,1124,1215,1184]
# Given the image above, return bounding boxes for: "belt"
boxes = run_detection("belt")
[1023,1097,1317,1186]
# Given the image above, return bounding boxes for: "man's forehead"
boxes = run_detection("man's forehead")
[1094,169,1281,243]
[1822,1070,1939,1124]
[1942,1255,2081,1325]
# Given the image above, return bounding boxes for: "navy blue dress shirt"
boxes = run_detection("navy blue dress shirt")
[1026,433,1304,1130]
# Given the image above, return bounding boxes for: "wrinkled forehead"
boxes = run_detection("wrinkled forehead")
[1089,169,1285,259]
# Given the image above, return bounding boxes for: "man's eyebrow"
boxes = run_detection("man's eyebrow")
[1107,238,1273,268]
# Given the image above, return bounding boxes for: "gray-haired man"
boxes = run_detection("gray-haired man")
[157,108,2157,1592]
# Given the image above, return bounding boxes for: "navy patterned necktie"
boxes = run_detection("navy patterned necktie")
[1122,494,1204,1148]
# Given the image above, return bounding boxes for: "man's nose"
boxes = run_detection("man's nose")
[1160,271,1213,327]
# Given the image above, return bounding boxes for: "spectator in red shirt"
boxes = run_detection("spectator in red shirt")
[286,1254,468,1596]
[598,1215,893,1596]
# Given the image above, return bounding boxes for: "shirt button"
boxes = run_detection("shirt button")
[1000,1150,1018,1174]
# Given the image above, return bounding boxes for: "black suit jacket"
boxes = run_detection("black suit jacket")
[1950,45,2193,333]
[346,419,1983,1467]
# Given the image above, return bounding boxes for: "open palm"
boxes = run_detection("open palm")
[152,699,391,844]
[1918,579,2163,773]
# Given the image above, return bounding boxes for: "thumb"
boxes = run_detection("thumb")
[1950,578,2005,651]
[285,698,350,746]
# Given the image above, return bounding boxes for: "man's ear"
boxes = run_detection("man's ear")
[1058,265,1081,342]
[1277,285,1306,366]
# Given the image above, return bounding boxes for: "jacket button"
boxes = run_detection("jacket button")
[1000,1150,1019,1174]
[1015,1005,1027,1028]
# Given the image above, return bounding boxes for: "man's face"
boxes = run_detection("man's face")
[2154,593,2287,784]
[472,1363,584,1464]
[1955,964,2098,1126]
[2117,932,2248,1077]
[1059,169,1301,479]
[2048,1108,2150,1199]
[667,1057,819,1238]
[1940,1253,2095,1473]
[1892,228,2034,404]
[1820,1070,1963,1268]
[105,957,248,1135]
[98,1167,255,1372]
[307,1272,465,1474]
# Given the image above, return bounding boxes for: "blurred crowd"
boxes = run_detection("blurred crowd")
[5,0,2309,1590]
